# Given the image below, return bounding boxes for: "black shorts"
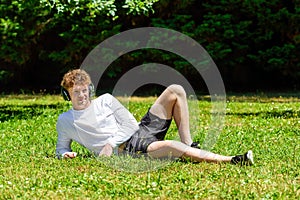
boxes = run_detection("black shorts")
[124,110,172,154]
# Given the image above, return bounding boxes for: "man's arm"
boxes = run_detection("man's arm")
[56,117,76,159]
[100,94,139,156]
[98,143,113,156]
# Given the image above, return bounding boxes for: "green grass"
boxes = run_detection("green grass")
[0,94,299,199]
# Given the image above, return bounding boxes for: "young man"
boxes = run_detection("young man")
[56,69,254,165]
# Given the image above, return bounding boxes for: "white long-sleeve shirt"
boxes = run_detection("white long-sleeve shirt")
[56,93,139,158]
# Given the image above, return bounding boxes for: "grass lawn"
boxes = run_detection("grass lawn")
[0,93,299,199]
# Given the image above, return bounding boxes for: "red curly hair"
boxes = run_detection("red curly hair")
[61,69,91,90]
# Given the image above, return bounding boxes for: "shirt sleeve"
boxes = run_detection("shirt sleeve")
[56,115,73,158]
[106,95,139,148]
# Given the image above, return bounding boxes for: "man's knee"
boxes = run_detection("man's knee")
[167,84,186,97]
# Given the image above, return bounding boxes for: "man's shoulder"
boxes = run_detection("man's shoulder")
[97,93,113,99]
[56,110,74,130]
[58,109,73,120]
[93,93,114,103]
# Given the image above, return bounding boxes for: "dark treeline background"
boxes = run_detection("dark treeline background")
[0,0,299,94]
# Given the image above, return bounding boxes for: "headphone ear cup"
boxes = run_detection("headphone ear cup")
[89,83,95,98]
[61,87,71,101]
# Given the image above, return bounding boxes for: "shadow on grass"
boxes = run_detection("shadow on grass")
[0,103,66,122]
[226,109,299,119]
[1,103,298,122]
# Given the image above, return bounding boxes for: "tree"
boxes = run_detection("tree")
[0,0,158,91]
[150,0,300,90]
[1,0,299,92]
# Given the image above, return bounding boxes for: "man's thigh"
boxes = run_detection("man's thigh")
[147,140,189,158]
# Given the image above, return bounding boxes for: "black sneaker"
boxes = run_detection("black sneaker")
[231,150,254,166]
[190,142,201,149]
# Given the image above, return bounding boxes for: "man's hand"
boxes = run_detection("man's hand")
[63,152,77,159]
[99,143,113,157]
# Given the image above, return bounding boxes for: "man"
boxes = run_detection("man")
[56,69,254,165]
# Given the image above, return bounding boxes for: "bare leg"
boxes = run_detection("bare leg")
[149,84,193,145]
[147,85,233,163]
[147,140,232,163]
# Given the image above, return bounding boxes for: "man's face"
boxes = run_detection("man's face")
[68,84,91,110]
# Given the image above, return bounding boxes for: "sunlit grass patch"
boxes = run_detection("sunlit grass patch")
[0,93,299,199]
[96,154,176,173]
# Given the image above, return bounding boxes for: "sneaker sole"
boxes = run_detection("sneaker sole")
[247,150,254,165]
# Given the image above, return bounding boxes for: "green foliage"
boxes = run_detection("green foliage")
[150,0,300,88]
[0,0,159,87]
[0,70,13,86]
[123,0,159,15]
[0,0,299,91]
[0,94,299,199]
